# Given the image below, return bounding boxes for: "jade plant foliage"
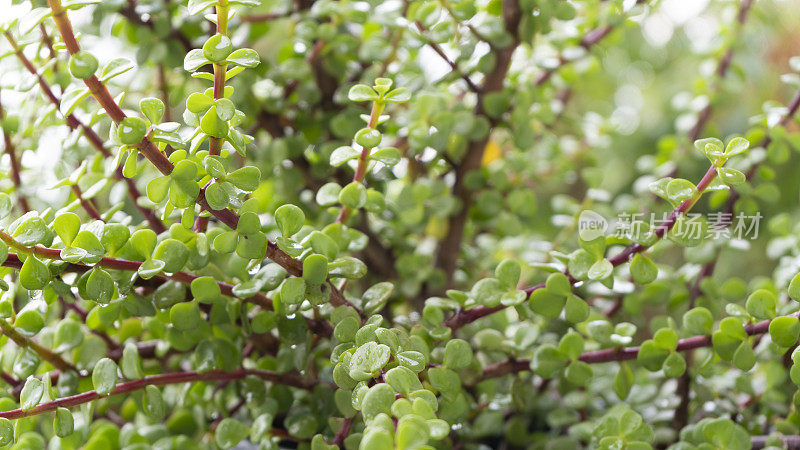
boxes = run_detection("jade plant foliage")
[2,0,800,449]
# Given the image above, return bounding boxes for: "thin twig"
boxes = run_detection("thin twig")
[0,93,31,213]
[4,31,166,233]
[0,320,78,373]
[44,0,351,309]
[0,368,320,420]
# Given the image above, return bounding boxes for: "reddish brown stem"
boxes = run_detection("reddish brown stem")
[433,0,522,290]
[0,96,31,213]
[46,0,349,310]
[0,249,331,338]
[70,184,103,221]
[478,312,795,382]
[0,320,77,373]
[446,81,800,330]
[0,368,318,420]
[331,416,355,447]
[414,21,480,93]
[336,102,383,223]
[4,31,166,233]
[534,0,646,86]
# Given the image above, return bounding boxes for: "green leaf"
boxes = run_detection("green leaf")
[328,257,367,279]
[275,204,305,237]
[20,376,44,410]
[790,272,800,302]
[215,98,235,121]
[694,137,724,160]
[349,342,391,380]
[397,351,427,373]
[140,97,165,124]
[637,340,669,372]
[396,414,429,449]
[138,258,166,279]
[745,289,777,320]
[316,182,342,206]
[68,51,98,79]
[227,166,261,191]
[333,316,359,342]
[355,128,382,148]
[653,328,678,351]
[717,167,745,185]
[200,107,228,138]
[120,343,144,380]
[662,352,686,377]
[190,277,222,303]
[588,259,613,280]
[370,147,402,166]
[630,253,658,284]
[170,302,203,331]
[545,272,571,296]
[117,117,148,145]
[725,137,750,156]
[531,344,567,378]
[186,92,214,114]
[330,146,360,167]
[495,259,521,289]
[92,358,118,396]
[0,418,11,446]
[348,84,379,102]
[360,429,393,450]
[363,282,394,315]
[86,267,115,304]
[54,212,81,246]
[99,58,134,81]
[769,316,800,347]
[500,290,526,306]
[153,239,190,273]
[54,407,74,438]
[384,87,411,103]
[141,384,165,419]
[0,193,12,218]
[613,362,634,400]
[54,319,83,352]
[146,175,171,204]
[529,288,566,319]
[205,182,230,210]
[385,366,422,396]
[558,331,585,361]
[339,181,367,209]
[60,85,91,116]
[683,307,713,335]
[443,339,473,369]
[19,256,50,290]
[202,33,233,62]
[15,309,44,337]
[187,0,217,14]
[226,48,260,67]
[565,361,593,386]
[280,277,306,305]
[565,295,589,323]
[666,178,696,203]
[361,383,395,421]
[302,254,328,286]
[427,366,461,398]
[215,418,250,448]
[14,215,48,246]
[732,341,756,371]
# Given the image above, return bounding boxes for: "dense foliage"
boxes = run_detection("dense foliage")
[1,0,800,448]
